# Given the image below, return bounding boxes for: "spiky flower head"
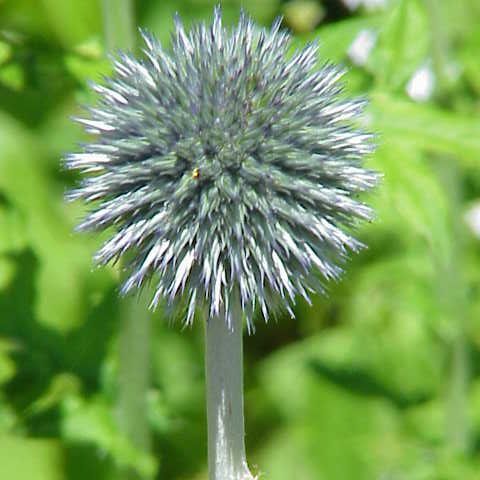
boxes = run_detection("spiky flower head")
[66,7,378,330]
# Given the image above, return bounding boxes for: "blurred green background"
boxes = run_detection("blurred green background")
[1,0,480,478]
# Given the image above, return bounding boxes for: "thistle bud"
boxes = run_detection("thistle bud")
[66,7,378,330]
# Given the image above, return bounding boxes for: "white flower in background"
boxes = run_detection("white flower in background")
[465,202,480,239]
[348,29,377,67]
[343,0,388,11]
[406,62,436,102]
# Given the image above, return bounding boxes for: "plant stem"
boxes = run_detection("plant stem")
[205,300,256,480]
[102,0,136,52]
[436,158,470,454]
[101,2,152,478]
[447,329,469,452]
[425,0,453,97]
[426,0,470,452]
[117,293,152,479]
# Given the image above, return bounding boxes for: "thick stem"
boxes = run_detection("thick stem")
[205,303,256,480]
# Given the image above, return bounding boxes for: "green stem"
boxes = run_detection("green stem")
[101,2,151,478]
[205,300,256,480]
[447,331,469,452]
[436,158,470,454]
[117,294,152,479]
[426,0,470,453]
[424,0,451,94]
[102,0,136,51]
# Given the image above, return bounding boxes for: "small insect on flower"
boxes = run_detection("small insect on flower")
[65,7,379,331]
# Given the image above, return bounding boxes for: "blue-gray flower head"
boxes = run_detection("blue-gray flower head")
[66,8,378,330]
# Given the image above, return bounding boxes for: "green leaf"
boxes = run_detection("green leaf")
[39,0,102,48]
[0,111,111,332]
[0,204,28,254]
[0,63,24,90]
[61,394,158,478]
[26,373,81,416]
[0,436,64,480]
[304,14,383,62]
[0,41,12,65]
[461,24,480,96]
[370,92,480,165]
[64,52,111,87]
[368,0,429,91]
[0,338,17,385]
[338,256,444,399]
[259,342,402,479]
[0,258,16,291]
[0,401,17,433]
[368,139,451,257]
[0,0,53,41]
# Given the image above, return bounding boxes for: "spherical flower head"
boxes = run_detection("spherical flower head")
[66,7,378,331]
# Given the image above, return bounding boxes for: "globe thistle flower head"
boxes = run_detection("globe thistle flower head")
[66,7,378,331]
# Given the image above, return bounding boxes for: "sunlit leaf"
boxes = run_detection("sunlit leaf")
[61,395,158,478]
[0,436,64,480]
[368,0,429,91]
[370,92,480,165]
[0,111,111,332]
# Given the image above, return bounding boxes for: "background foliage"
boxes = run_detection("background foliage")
[1,0,480,478]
